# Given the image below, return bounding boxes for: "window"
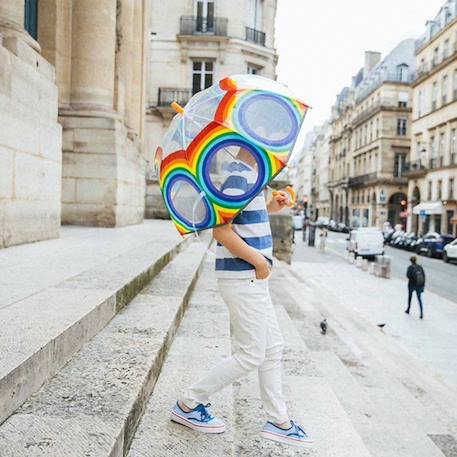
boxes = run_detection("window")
[430,135,436,158]
[375,118,379,138]
[24,0,38,40]
[442,75,448,105]
[428,181,432,200]
[432,81,438,110]
[443,39,450,59]
[417,90,423,117]
[397,64,409,82]
[439,132,445,165]
[397,118,407,136]
[192,61,213,94]
[437,180,443,200]
[394,153,407,177]
[247,65,261,75]
[452,129,457,162]
[433,47,439,66]
[449,178,455,199]
[454,70,457,100]
[248,0,263,30]
[195,1,215,32]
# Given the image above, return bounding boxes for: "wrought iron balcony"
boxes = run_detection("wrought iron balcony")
[348,172,377,188]
[157,88,192,108]
[179,16,228,36]
[402,160,427,177]
[245,27,266,46]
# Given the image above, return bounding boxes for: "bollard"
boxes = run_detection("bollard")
[375,255,391,278]
[356,256,363,268]
[368,262,376,275]
[362,258,369,271]
[349,252,355,263]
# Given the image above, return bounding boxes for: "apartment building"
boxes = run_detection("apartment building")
[145,0,278,217]
[407,0,457,236]
[329,42,416,229]
[350,40,415,228]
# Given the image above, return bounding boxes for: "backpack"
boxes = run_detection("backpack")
[414,266,425,287]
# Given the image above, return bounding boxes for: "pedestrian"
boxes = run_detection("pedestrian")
[171,149,313,447]
[405,256,425,319]
[302,216,309,242]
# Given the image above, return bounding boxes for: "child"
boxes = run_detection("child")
[170,149,313,447]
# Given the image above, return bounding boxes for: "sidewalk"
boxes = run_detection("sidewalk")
[292,238,457,387]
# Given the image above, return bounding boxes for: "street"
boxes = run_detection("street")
[299,230,457,304]
[292,232,457,386]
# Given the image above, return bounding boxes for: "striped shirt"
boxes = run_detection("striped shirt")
[215,161,273,279]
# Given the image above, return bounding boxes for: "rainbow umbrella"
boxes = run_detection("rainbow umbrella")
[155,74,309,235]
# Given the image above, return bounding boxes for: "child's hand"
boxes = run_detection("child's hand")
[268,191,289,213]
[254,255,271,280]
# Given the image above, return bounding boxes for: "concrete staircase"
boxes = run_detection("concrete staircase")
[0,226,210,456]
[1,236,456,456]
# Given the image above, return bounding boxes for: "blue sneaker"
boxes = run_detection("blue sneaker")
[170,402,226,434]
[261,420,313,447]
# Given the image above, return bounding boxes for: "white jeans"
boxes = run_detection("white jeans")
[182,278,289,424]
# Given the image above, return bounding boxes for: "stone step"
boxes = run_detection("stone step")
[232,296,372,457]
[279,264,453,456]
[0,235,210,456]
[0,223,186,426]
[127,257,234,457]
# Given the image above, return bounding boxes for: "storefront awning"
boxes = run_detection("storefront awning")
[412,201,443,215]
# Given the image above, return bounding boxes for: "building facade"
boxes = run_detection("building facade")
[407,0,457,236]
[1,0,150,248]
[329,42,416,229]
[314,122,331,219]
[145,0,278,217]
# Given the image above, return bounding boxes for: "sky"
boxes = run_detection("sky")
[275,0,446,133]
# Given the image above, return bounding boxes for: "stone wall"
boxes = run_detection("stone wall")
[0,33,62,248]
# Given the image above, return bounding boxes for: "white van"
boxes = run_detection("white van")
[347,228,385,258]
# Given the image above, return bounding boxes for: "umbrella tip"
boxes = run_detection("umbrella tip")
[171,101,185,115]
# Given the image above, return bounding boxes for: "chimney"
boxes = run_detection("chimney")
[364,51,381,77]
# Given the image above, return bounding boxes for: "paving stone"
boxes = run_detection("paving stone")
[0,237,210,456]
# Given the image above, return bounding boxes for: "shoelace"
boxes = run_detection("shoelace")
[195,403,214,422]
[290,420,307,438]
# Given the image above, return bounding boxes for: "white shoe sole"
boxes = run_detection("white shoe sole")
[170,410,226,434]
[261,430,314,447]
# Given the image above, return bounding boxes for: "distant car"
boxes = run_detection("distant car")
[403,233,418,251]
[416,232,455,258]
[389,229,405,247]
[443,239,457,263]
[347,228,384,259]
[328,220,338,232]
[316,217,330,228]
[337,222,350,233]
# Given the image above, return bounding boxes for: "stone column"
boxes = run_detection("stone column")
[0,0,25,30]
[70,0,116,109]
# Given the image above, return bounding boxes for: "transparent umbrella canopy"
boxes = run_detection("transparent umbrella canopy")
[155,74,309,235]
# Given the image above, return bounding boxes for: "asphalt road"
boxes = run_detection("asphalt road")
[294,230,457,304]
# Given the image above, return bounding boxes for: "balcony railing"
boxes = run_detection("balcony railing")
[157,88,192,107]
[179,16,228,36]
[402,160,427,176]
[245,27,266,46]
[348,172,377,187]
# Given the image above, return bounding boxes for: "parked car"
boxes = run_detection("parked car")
[415,232,455,258]
[328,220,338,232]
[389,230,405,247]
[443,239,457,263]
[316,217,330,228]
[403,233,419,251]
[337,222,350,233]
[347,228,385,259]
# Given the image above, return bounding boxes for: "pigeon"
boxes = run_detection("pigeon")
[320,319,327,335]
[377,323,386,329]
